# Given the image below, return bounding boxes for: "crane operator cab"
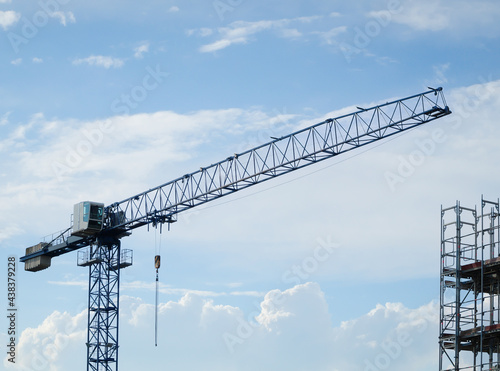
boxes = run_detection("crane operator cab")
[72,201,104,237]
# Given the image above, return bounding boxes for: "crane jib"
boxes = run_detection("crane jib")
[105,88,450,231]
[19,87,451,371]
[20,87,451,264]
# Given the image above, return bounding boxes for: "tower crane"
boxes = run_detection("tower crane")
[20,88,451,371]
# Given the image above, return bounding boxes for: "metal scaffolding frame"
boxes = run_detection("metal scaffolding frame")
[440,197,500,370]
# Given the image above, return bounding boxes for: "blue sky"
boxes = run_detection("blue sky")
[1,1,500,370]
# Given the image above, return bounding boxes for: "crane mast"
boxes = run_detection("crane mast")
[20,88,451,371]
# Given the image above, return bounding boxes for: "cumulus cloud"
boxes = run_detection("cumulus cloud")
[5,283,439,370]
[10,58,21,65]
[4,310,87,370]
[72,55,125,68]
[33,57,43,64]
[0,10,20,30]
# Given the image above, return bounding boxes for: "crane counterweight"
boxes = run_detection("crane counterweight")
[24,242,50,272]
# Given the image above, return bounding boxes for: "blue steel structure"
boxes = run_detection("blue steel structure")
[20,88,451,371]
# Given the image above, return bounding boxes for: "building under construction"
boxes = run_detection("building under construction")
[440,197,500,370]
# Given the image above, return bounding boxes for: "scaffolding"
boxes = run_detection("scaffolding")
[440,197,500,370]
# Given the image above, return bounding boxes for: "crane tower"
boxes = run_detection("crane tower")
[21,88,451,370]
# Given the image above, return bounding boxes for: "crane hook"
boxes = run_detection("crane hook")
[155,254,160,347]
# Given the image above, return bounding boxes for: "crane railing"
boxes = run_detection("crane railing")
[105,87,450,232]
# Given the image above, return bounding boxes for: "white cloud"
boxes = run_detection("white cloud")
[187,28,213,37]
[48,280,87,289]
[72,55,125,68]
[0,224,22,242]
[3,80,500,284]
[133,42,150,59]
[196,15,352,53]
[7,283,439,370]
[0,10,20,30]
[10,58,21,65]
[50,10,76,26]
[0,112,10,125]
[369,0,500,35]
[199,19,279,53]
[6,80,500,369]
[33,57,43,63]
[313,26,347,45]
[121,280,265,298]
[0,107,297,243]
[296,15,322,23]
[168,6,179,13]
[230,291,265,297]
[279,28,302,39]
[5,310,87,370]
[369,2,449,32]
[198,17,324,53]
[1,107,290,182]
[200,38,234,53]
[199,27,213,37]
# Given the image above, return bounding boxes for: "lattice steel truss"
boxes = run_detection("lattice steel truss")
[78,237,132,371]
[19,88,451,370]
[20,88,450,262]
[105,88,450,233]
[440,197,500,370]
